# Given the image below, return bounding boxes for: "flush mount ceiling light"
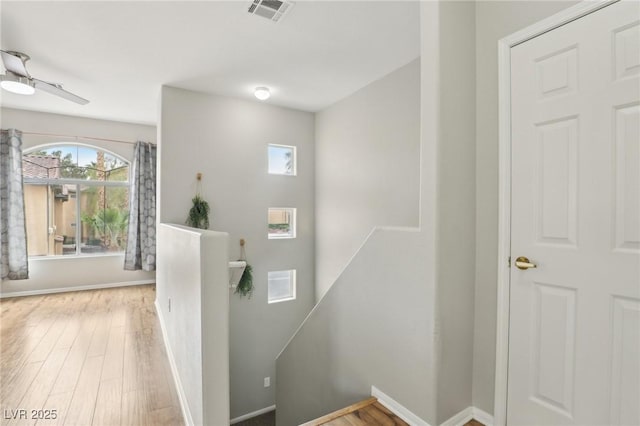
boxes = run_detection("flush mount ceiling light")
[254,87,271,101]
[0,73,35,95]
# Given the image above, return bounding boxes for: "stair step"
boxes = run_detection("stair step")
[300,397,409,426]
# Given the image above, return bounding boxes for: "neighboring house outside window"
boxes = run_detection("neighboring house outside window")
[22,144,130,257]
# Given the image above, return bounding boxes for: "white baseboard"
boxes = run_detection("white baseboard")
[440,406,495,426]
[371,386,430,426]
[0,279,155,298]
[440,407,473,426]
[470,407,494,426]
[230,405,276,424]
[155,300,194,426]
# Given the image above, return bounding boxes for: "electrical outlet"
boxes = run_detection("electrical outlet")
[168,298,171,313]
[264,377,270,388]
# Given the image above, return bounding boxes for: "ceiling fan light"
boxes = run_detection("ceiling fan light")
[254,87,270,101]
[0,75,35,95]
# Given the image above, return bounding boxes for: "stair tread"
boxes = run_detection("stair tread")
[300,397,408,426]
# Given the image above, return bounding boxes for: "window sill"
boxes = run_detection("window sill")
[268,297,296,304]
[267,173,297,177]
[28,253,125,261]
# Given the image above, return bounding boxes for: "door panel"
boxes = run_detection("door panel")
[609,297,640,424]
[530,282,577,417]
[614,103,640,252]
[508,1,640,424]
[535,116,578,246]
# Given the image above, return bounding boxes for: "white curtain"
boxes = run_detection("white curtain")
[124,141,157,271]
[0,129,29,280]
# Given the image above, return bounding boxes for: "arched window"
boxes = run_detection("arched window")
[22,144,130,257]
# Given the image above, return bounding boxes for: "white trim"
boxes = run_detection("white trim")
[439,407,473,426]
[494,1,618,425]
[24,178,128,187]
[267,207,297,240]
[494,29,513,426]
[267,269,296,304]
[267,143,297,176]
[28,252,126,261]
[155,300,194,426]
[439,407,494,426]
[371,386,430,426]
[471,407,494,426]
[0,279,154,298]
[230,405,276,424]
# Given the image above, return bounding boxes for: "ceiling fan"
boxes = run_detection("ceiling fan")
[0,50,89,105]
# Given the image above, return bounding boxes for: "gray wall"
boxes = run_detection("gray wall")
[156,224,229,426]
[314,59,421,300]
[276,14,438,424]
[276,228,435,426]
[0,108,156,296]
[436,1,476,423]
[159,87,315,419]
[277,1,584,422]
[472,1,580,414]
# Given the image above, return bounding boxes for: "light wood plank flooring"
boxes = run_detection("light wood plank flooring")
[0,285,183,426]
[301,398,409,426]
[301,397,485,426]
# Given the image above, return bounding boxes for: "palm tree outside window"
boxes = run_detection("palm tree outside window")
[21,144,130,257]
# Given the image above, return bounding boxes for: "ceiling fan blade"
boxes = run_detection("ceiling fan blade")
[0,50,30,77]
[33,79,89,105]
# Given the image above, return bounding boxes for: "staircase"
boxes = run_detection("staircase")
[301,397,408,426]
[275,227,435,425]
[301,397,487,426]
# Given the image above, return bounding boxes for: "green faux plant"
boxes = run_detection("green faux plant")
[235,263,254,298]
[186,195,210,229]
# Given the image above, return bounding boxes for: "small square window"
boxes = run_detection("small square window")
[268,144,296,176]
[268,208,296,239]
[268,270,296,303]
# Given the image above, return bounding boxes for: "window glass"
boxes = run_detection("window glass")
[268,208,296,239]
[24,183,50,256]
[80,185,129,254]
[268,144,296,176]
[268,270,296,303]
[23,145,129,181]
[22,144,129,257]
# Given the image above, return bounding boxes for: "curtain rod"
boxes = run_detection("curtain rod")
[19,131,152,146]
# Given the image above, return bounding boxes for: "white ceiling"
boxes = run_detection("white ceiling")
[0,1,420,125]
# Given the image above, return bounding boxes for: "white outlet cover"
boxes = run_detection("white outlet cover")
[264,377,270,387]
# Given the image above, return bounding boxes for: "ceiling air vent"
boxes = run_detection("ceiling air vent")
[248,0,294,23]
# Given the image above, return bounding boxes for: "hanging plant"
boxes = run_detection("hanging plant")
[235,238,254,298]
[186,194,210,229]
[235,263,254,298]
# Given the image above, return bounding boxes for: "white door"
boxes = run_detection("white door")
[509,1,640,424]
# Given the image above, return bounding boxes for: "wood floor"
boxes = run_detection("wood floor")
[0,285,183,426]
[301,397,485,426]
[301,398,408,426]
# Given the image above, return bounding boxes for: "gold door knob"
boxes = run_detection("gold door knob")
[515,256,537,270]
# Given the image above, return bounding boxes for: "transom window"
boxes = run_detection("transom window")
[268,144,296,176]
[268,270,296,303]
[268,208,296,239]
[22,144,130,257]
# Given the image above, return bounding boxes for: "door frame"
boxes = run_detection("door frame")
[494,1,619,424]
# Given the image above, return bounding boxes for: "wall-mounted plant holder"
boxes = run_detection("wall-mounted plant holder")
[229,260,247,289]
[186,172,210,229]
[234,238,254,298]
